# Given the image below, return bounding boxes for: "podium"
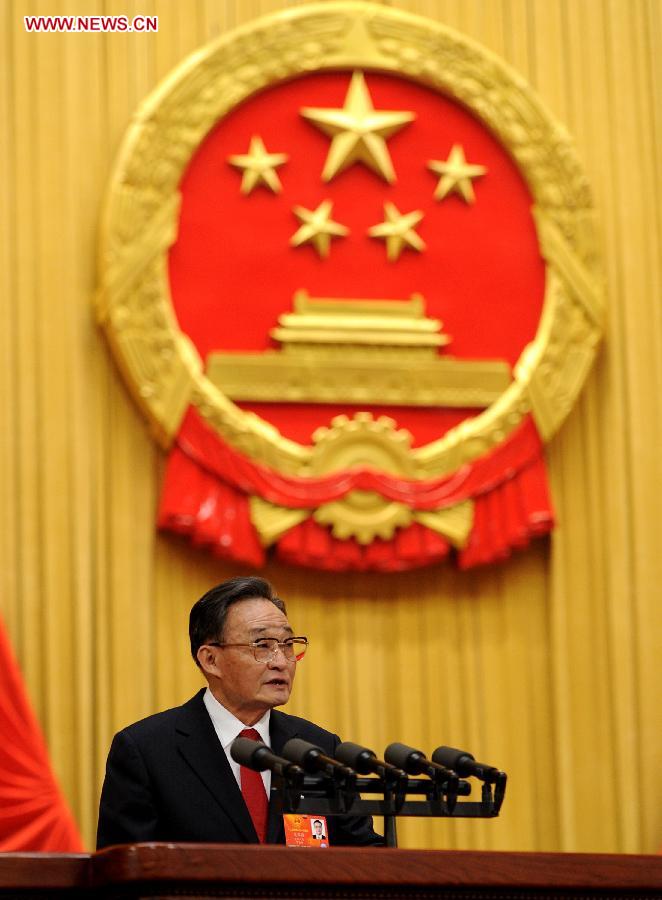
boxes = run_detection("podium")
[1,845,661,898]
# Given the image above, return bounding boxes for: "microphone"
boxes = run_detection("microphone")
[231,737,304,785]
[432,746,501,784]
[282,738,356,784]
[334,741,407,784]
[384,742,459,812]
[384,742,457,782]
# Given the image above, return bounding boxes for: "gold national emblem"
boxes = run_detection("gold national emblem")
[96,2,603,570]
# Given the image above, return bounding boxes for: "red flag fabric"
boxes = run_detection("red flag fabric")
[0,616,83,851]
[157,407,553,571]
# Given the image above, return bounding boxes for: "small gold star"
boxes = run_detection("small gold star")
[368,202,425,262]
[428,144,487,203]
[228,135,288,194]
[300,71,414,184]
[290,200,349,258]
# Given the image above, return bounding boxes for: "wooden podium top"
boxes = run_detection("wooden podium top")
[1,845,661,898]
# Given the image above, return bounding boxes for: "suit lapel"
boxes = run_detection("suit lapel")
[266,710,302,843]
[269,708,300,756]
[174,691,257,842]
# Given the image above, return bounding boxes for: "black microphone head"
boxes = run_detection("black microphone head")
[384,742,427,774]
[432,746,475,774]
[335,741,376,774]
[433,746,501,783]
[282,737,323,771]
[230,736,268,769]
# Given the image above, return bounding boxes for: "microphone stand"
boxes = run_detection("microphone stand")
[267,744,508,848]
[381,766,407,848]
[272,772,499,848]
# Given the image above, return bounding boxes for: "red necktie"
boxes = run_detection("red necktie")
[238,728,268,842]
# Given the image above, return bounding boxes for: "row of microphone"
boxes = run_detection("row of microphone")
[231,736,502,789]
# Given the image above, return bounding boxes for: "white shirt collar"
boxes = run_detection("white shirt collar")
[203,687,271,750]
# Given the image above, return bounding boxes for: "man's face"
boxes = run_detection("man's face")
[201,598,297,724]
[313,821,324,835]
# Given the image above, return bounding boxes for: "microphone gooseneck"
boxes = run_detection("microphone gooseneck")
[335,741,407,783]
[230,736,305,784]
[282,737,356,783]
[432,745,501,784]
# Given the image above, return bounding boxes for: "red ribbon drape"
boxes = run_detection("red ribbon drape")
[157,408,554,570]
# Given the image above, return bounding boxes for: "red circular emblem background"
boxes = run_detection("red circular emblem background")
[168,70,545,446]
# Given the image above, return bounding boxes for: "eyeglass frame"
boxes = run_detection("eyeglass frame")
[206,636,309,663]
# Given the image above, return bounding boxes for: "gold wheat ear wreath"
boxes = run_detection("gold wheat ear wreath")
[97,2,603,572]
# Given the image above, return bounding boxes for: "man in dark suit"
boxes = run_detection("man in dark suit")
[96,576,381,848]
[311,819,327,840]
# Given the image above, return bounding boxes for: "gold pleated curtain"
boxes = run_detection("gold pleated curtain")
[1,0,660,854]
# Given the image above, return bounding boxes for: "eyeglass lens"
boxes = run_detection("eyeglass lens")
[254,639,307,661]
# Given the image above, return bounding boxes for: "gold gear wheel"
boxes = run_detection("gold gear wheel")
[308,412,416,544]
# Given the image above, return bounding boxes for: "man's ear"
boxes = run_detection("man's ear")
[196,644,219,675]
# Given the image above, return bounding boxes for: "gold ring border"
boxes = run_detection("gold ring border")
[97,0,604,479]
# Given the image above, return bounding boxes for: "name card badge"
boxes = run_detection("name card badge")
[283,813,329,847]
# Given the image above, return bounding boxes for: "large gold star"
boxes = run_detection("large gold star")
[228,135,288,194]
[368,202,425,262]
[428,144,487,203]
[290,200,349,258]
[300,71,414,184]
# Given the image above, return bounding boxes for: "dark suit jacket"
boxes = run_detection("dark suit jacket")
[97,689,382,848]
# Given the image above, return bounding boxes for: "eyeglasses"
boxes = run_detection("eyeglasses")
[208,637,308,663]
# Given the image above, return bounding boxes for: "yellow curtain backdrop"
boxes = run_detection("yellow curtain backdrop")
[1,0,660,854]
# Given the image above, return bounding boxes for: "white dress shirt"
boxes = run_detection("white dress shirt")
[203,687,272,795]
